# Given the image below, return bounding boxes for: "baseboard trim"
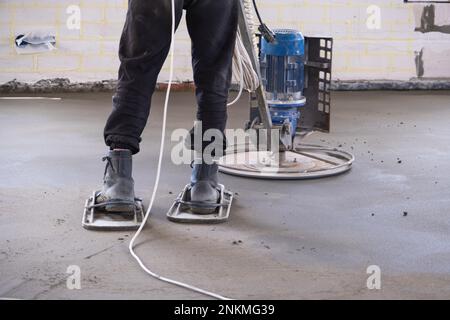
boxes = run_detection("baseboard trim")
[1,78,449,94]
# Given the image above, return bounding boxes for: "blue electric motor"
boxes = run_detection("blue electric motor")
[260,29,306,137]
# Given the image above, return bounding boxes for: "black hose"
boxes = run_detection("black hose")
[251,0,276,43]
[252,0,264,26]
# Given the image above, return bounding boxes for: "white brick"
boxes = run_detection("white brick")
[57,25,82,40]
[0,24,11,41]
[79,8,104,23]
[0,43,14,55]
[82,22,122,40]
[37,54,80,71]
[82,54,119,71]
[14,7,58,24]
[0,55,34,71]
[100,40,119,55]
[422,47,450,78]
[105,7,127,24]
[0,6,13,25]
[58,40,101,55]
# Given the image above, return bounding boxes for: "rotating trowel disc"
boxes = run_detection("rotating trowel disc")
[218,144,354,180]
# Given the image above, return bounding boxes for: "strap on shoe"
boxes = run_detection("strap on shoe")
[86,198,140,210]
[176,199,227,209]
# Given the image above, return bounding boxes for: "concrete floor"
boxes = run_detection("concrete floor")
[1,90,450,300]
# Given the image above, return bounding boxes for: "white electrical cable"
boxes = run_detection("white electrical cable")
[243,0,260,57]
[228,29,260,107]
[227,40,244,107]
[128,0,232,301]
[228,0,260,106]
[235,29,260,92]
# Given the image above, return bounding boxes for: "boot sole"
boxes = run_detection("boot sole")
[189,206,217,215]
[105,204,135,213]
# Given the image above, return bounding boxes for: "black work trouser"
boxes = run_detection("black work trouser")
[104,0,239,154]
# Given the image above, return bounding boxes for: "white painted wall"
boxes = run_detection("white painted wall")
[0,0,449,84]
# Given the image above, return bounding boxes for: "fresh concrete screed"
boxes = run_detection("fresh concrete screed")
[0,91,449,299]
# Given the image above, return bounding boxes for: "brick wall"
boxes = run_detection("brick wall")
[0,0,449,84]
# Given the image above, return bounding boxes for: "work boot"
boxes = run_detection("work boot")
[190,162,220,214]
[96,149,136,212]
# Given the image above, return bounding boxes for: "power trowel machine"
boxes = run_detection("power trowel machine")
[218,0,354,180]
[83,0,354,230]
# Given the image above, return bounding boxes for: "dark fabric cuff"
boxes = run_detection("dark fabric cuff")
[105,135,140,155]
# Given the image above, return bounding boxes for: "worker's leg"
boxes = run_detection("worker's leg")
[185,0,239,213]
[98,0,184,211]
[104,0,184,154]
[186,0,238,144]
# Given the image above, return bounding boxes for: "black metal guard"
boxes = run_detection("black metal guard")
[300,36,333,133]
